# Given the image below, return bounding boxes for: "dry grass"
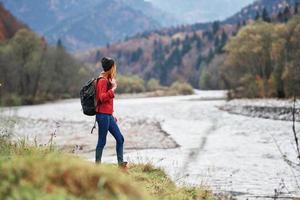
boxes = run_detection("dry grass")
[0,137,148,200]
[0,136,219,200]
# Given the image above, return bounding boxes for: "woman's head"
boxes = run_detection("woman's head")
[99,57,116,79]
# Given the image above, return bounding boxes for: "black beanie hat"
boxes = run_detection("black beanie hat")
[101,57,115,72]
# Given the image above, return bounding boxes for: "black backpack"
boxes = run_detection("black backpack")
[80,77,110,134]
[80,77,101,116]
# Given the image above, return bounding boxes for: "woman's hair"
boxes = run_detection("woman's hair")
[101,64,116,80]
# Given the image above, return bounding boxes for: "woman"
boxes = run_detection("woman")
[95,57,127,168]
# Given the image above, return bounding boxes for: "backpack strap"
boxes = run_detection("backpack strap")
[91,117,97,134]
[95,77,101,107]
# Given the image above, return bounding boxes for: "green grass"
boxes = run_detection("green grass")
[129,163,215,200]
[0,136,220,200]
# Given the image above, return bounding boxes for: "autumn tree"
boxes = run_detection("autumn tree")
[223,14,300,98]
[0,29,88,105]
[223,21,274,97]
[270,24,288,98]
[282,15,300,96]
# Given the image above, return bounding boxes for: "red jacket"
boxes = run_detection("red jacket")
[96,77,115,114]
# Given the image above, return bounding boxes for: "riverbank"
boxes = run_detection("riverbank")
[0,137,219,200]
[115,90,186,99]
[0,114,178,160]
[220,98,300,121]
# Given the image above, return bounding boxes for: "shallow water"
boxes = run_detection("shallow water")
[2,90,300,199]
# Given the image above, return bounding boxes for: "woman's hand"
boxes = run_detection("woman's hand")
[111,78,117,91]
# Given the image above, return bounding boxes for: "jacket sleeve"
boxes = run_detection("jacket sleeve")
[97,79,115,103]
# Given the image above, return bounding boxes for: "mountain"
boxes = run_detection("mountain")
[121,0,179,27]
[225,0,299,23]
[145,0,255,24]
[44,0,163,51]
[78,0,300,88]
[0,0,177,51]
[0,0,99,33]
[0,3,27,41]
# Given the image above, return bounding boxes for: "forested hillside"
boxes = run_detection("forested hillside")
[0,4,89,105]
[79,0,300,91]
[78,22,232,88]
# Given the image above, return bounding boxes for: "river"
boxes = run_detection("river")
[2,90,300,199]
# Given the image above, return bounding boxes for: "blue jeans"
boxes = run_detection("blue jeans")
[95,113,124,164]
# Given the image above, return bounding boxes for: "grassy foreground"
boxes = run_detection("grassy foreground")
[0,136,219,200]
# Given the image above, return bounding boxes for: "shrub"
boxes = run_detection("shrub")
[116,75,145,94]
[115,75,194,96]
[169,81,194,95]
[0,94,22,106]
[146,79,162,91]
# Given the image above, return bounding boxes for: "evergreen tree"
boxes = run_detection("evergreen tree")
[196,55,203,70]
[262,8,271,22]
[56,39,64,50]
[131,48,143,62]
[181,35,191,55]
[214,36,220,48]
[237,21,241,30]
[283,6,291,22]
[242,20,247,26]
[175,38,180,46]
[191,32,198,41]
[95,50,102,63]
[171,39,176,47]
[206,48,214,64]
[233,22,241,36]
[164,45,170,54]
[255,11,260,20]
[277,11,284,22]
[165,47,181,71]
[204,30,213,41]
[218,30,228,53]
[152,40,164,61]
[196,38,203,49]
[212,21,220,35]
[221,30,228,45]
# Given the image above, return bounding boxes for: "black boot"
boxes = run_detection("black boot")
[95,149,103,163]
